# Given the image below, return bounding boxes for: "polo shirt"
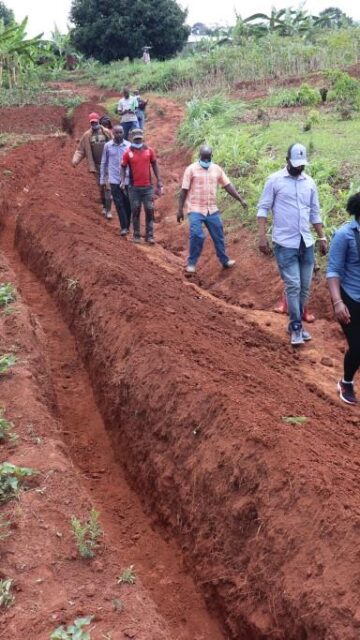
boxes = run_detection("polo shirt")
[122,146,156,187]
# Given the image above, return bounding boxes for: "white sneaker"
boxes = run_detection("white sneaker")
[105,212,112,219]
[101,207,107,216]
[185,265,196,274]
[224,259,236,268]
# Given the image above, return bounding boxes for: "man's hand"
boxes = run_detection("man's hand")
[334,300,351,325]
[177,209,184,223]
[241,199,248,210]
[259,236,271,255]
[154,184,164,197]
[319,238,328,255]
[120,182,126,191]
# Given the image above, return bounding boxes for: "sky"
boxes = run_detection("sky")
[5,0,360,37]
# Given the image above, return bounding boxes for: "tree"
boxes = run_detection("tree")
[315,7,353,29]
[0,17,44,87]
[0,1,14,26]
[70,0,190,62]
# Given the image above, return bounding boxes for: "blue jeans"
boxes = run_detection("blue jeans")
[273,239,315,331]
[188,211,229,267]
[122,120,139,140]
[136,110,145,130]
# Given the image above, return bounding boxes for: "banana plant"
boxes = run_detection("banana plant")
[0,17,44,88]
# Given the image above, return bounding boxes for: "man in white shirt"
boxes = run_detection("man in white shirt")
[117,87,139,140]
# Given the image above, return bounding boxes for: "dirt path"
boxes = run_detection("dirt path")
[1,90,360,639]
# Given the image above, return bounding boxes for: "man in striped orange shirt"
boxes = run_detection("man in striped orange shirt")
[178,145,248,274]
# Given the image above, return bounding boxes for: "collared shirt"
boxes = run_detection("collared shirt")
[121,146,156,187]
[118,97,138,123]
[257,167,322,248]
[326,219,360,302]
[100,139,130,185]
[182,162,230,214]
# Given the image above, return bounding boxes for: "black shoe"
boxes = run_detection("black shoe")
[337,380,357,405]
[145,236,155,245]
[133,236,141,244]
[120,229,128,236]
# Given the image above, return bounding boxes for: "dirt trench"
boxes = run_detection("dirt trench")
[1,97,360,639]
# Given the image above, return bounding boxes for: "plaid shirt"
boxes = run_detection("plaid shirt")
[182,162,230,214]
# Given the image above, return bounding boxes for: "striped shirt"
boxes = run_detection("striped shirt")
[182,162,230,214]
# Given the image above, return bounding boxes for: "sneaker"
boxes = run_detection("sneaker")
[290,328,304,346]
[185,265,196,274]
[105,211,112,220]
[101,207,107,217]
[302,329,312,341]
[223,259,236,269]
[337,380,357,405]
[146,237,155,245]
[120,229,128,236]
[133,236,141,244]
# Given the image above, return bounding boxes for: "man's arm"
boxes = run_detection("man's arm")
[257,177,275,255]
[223,183,248,209]
[177,188,189,222]
[150,160,163,194]
[310,185,327,255]
[99,145,108,185]
[72,135,85,167]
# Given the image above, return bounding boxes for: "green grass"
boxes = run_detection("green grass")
[178,95,360,237]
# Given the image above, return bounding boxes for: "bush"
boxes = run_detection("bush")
[327,70,360,109]
[267,84,320,108]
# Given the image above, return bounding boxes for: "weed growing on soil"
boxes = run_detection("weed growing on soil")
[0,354,16,376]
[0,515,11,541]
[0,409,17,444]
[0,579,14,608]
[282,416,308,425]
[0,283,16,307]
[71,509,102,559]
[117,565,136,585]
[0,462,34,503]
[50,616,93,639]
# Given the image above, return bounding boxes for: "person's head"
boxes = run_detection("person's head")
[286,143,308,176]
[199,144,213,169]
[89,112,100,131]
[113,124,124,144]
[99,114,112,129]
[123,87,130,99]
[134,90,140,96]
[346,193,360,221]
[130,128,144,148]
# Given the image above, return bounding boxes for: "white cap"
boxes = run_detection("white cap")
[288,143,308,167]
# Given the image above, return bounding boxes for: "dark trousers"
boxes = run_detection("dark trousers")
[122,120,139,140]
[340,288,360,381]
[129,186,154,239]
[110,184,131,230]
[95,166,111,212]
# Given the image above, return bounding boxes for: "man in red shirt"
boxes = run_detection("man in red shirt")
[120,129,162,244]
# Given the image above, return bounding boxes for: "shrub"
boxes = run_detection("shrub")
[71,509,102,559]
[0,462,34,503]
[0,409,17,443]
[327,70,360,110]
[50,616,93,639]
[0,283,16,307]
[0,579,14,608]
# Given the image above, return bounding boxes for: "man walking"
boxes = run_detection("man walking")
[72,112,112,219]
[120,129,162,244]
[177,145,248,274]
[100,125,131,236]
[134,90,148,132]
[257,143,327,346]
[117,88,139,140]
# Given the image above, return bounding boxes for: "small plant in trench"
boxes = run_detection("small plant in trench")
[282,416,308,425]
[0,409,18,444]
[0,515,11,541]
[71,509,102,559]
[117,565,136,585]
[50,615,93,639]
[0,578,14,608]
[0,462,35,503]
[0,354,16,376]
[0,283,16,307]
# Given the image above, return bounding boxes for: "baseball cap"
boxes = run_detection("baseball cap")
[131,128,144,140]
[89,112,100,122]
[288,143,308,167]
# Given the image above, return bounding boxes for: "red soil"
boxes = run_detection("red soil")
[0,105,66,135]
[0,93,360,639]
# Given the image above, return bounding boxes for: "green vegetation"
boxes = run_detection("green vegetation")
[0,408,17,443]
[0,578,14,608]
[117,565,136,585]
[0,282,16,307]
[0,354,16,375]
[266,83,321,107]
[178,93,360,237]
[0,515,10,541]
[50,616,93,640]
[282,416,308,425]
[71,509,102,559]
[0,462,34,503]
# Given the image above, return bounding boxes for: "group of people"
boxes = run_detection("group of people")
[72,104,360,406]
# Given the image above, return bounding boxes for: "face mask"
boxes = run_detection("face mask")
[131,142,143,149]
[288,163,304,177]
[199,160,211,169]
[91,122,100,131]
